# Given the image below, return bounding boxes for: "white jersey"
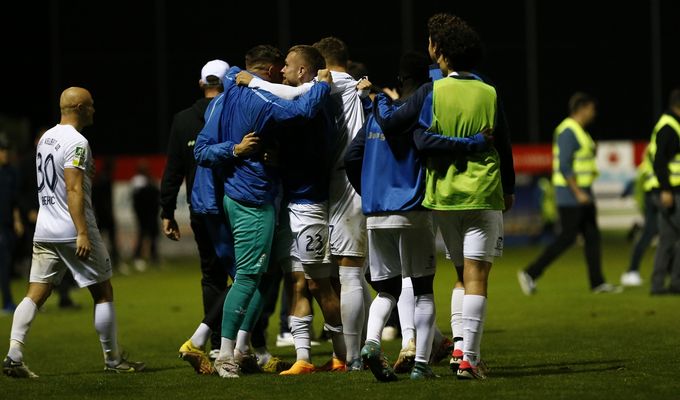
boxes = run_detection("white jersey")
[328,71,365,170]
[33,124,97,242]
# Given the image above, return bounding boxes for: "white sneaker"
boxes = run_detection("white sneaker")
[621,271,643,287]
[592,283,623,294]
[381,326,399,341]
[209,349,220,360]
[276,332,295,347]
[517,270,536,295]
[214,357,240,378]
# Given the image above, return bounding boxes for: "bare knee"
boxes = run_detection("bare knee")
[26,282,53,308]
[88,280,114,303]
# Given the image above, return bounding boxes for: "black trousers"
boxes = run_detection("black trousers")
[190,213,231,350]
[650,192,680,292]
[526,204,605,289]
[628,191,659,272]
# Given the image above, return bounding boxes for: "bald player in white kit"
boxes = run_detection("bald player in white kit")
[2,87,145,378]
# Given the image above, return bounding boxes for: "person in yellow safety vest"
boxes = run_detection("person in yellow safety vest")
[517,92,621,294]
[649,88,680,295]
[620,148,659,287]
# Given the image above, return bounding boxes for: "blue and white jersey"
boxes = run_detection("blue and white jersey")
[194,66,331,206]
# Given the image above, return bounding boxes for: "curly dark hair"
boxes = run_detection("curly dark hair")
[427,13,483,71]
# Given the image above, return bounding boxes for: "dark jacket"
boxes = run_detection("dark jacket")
[160,97,213,219]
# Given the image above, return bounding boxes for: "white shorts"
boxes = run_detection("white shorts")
[368,226,436,281]
[329,172,367,258]
[435,209,503,266]
[29,235,112,288]
[280,258,305,275]
[288,202,331,264]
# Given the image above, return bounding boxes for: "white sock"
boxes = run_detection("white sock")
[398,278,415,348]
[290,315,312,362]
[339,267,365,362]
[8,298,38,361]
[218,337,235,360]
[94,302,120,365]
[361,274,372,342]
[451,287,465,351]
[414,293,436,363]
[324,323,345,360]
[190,323,212,349]
[365,292,396,345]
[235,330,250,354]
[462,294,487,367]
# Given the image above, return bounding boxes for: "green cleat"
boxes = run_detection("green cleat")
[361,341,397,382]
[104,356,146,373]
[3,357,38,379]
[410,361,439,380]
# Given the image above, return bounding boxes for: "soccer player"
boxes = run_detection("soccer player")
[346,51,492,381]
[313,37,372,371]
[194,45,332,378]
[375,14,516,380]
[236,44,347,374]
[2,87,144,378]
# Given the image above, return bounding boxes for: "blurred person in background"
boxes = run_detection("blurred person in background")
[518,93,620,294]
[0,135,23,314]
[649,88,680,295]
[131,160,160,271]
[93,156,126,275]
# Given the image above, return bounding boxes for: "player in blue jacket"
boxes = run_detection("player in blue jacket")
[193,45,332,378]
[345,51,490,381]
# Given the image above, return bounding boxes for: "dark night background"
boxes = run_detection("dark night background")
[1,0,679,155]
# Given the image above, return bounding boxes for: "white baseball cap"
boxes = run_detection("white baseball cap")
[200,59,230,85]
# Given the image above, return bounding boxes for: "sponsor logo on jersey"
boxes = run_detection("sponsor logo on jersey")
[367,131,385,141]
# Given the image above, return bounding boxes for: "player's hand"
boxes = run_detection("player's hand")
[234,132,261,158]
[575,189,591,205]
[317,69,333,84]
[75,232,91,260]
[470,127,494,152]
[382,87,399,100]
[236,71,253,87]
[503,194,515,213]
[13,219,24,237]
[660,190,674,209]
[162,218,180,241]
[356,77,372,92]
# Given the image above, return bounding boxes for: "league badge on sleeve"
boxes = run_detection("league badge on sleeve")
[73,146,85,167]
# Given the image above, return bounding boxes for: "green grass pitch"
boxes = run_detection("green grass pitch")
[1,230,679,399]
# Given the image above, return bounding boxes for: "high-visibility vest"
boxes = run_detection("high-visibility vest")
[552,117,598,188]
[644,113,680,189]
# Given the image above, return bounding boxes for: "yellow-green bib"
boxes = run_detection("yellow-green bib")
[423,77,503,210]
